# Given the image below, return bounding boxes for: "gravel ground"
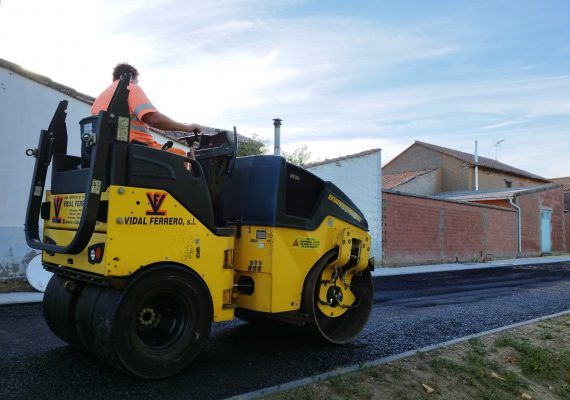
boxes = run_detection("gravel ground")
[0,264,569,400]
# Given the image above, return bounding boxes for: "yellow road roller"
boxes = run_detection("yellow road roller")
[24,74,374,379]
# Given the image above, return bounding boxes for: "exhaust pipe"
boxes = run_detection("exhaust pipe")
[273,118,282,156]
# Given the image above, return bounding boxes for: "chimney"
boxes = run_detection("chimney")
[273,118,282,156]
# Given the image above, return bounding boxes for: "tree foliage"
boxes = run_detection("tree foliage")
[236,135,312,167]
[283,144,312,166]
[237,133,269,157]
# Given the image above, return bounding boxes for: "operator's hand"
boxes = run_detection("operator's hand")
[187,123,202,134]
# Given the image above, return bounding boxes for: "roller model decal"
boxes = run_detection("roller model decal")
[327,193,363,223]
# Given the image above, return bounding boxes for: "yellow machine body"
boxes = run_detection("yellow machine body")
[232,219,371,314]
[42,186,371,322]
[27,80,374,379]
[43,186,235,322]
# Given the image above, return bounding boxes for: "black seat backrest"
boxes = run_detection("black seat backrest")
[218,155,368,231]
[221,156,283,226]
[126,145,216,232]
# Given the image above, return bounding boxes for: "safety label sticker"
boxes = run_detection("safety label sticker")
[51,194,85,225]
[292,238,320,249]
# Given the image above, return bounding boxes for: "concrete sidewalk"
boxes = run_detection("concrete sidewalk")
[1,255,569,306]
[373,254,570,276]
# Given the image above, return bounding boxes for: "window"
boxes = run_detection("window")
[285,164,323,218]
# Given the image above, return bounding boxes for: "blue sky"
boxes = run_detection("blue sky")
[1,0,569,177]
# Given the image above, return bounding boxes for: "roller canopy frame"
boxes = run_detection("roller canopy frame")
[24,74,132,255]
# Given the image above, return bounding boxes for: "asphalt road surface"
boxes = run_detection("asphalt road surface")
[1,263,569,400]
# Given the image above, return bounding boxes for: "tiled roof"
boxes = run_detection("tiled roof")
[550,177,570,191]
[382,168,437,189]
[414,141,549,182]
[438,184,561,201]
[305,149,381,168]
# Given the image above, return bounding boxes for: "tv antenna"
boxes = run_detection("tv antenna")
[494,139,505,160]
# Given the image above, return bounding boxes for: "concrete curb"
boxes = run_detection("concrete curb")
[223,309,570,400]
[0,292,43,306]
[0,256,568,306]
[373,255,570,277]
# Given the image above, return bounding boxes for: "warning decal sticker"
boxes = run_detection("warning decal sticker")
[50,194,85,225]
[292,238,320,249]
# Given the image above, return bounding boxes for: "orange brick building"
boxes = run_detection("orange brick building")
[381,142,568,266]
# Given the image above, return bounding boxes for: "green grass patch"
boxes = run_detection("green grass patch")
[537,328,554,340]
[265,316,570,400]
[429,356,464,373]
[480,390,515,400]
[494,336,560,380]
[468,337,487,355]
[271,387,313,400]
[329,375,372,399]
[463,348,527,395]
[425,343,527,398]
[361,364,404,380]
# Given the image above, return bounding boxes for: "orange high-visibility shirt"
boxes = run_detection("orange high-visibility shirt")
[91,81,158,145]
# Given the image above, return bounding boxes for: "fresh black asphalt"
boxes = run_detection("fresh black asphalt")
[1,263,569,400]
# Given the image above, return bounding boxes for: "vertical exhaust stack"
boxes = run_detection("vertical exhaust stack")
[273,118,282,156]
[474,140,479,191]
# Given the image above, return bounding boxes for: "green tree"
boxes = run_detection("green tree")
[237,133,269,156]
[283,144,312,166]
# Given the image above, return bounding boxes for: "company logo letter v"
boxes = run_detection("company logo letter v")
[146,192,167,216]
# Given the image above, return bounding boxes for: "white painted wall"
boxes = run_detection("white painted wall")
[307,150,382,266]
[0,67,93,278]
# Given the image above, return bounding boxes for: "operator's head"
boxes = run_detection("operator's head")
[112,63,139,83]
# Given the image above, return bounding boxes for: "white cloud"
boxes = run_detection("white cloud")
[1,0,569,178]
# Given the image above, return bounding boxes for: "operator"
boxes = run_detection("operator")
[91,63,201,157]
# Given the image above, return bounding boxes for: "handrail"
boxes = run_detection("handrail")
[24,74,131,255]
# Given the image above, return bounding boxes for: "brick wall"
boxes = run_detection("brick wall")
[382,191,518,266]
[518,186,565,255]
[382,186,568,267]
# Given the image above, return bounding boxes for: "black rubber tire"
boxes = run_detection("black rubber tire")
[42,274,81,346]
[75,266,212,379]
[74,282,116,356]
[302,250,373,344]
